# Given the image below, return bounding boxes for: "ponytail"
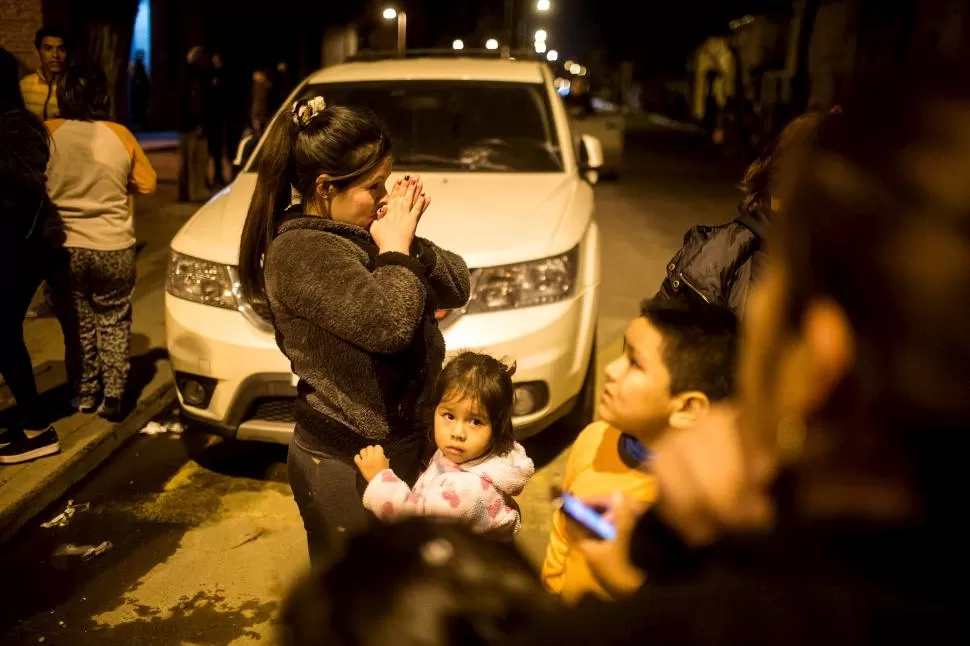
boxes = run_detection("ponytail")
[238,98,392,317]
[239,115,299,316]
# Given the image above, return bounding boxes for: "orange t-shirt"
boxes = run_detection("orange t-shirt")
[541,421,658,604]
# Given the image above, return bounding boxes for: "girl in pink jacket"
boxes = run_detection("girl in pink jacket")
[355,352,535,540]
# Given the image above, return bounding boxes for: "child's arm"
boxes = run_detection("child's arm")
[541,425,594,593]
[412,238,471,310]
[360,465,479,524]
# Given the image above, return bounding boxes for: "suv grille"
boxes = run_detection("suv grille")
[245,397,295,423]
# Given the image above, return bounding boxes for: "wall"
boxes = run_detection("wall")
[0,0,44,73]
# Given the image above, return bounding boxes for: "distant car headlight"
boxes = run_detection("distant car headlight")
[166,251,238,310]
[465,246,579,314]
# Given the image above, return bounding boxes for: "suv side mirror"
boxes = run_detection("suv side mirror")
[579,134,605,184]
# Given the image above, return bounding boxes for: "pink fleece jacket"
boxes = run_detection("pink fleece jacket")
[362,442,535,540]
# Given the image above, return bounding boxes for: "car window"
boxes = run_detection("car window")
[248,80,563,173]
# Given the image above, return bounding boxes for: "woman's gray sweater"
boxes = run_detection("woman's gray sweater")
[264,214,470,456]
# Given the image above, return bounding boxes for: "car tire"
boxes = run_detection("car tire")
[562,340,597,434]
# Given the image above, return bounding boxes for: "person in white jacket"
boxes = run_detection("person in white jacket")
[355,352,535,540]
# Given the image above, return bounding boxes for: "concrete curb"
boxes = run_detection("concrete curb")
[0,381,177,544]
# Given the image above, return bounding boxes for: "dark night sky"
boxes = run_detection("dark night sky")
[388,0,790,77]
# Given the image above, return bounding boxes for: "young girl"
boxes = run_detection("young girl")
[355,352,535,540]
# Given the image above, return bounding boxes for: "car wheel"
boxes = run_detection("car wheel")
[562,340,597,433]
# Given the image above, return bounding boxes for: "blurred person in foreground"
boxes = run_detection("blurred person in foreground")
[0,103,59,463]
[20,26,68,121]
[541,299,737,603]
[280,518,558,646]
[45,65,157,422]
[656,111,826,317]
[509,67,968,645]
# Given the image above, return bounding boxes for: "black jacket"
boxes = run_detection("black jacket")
[263,214,470,456]
[0,107,53,250]
[656,210,767,317]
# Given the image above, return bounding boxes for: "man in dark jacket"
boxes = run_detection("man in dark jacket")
[655,111,825,318]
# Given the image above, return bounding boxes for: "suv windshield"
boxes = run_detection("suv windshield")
[249,80,563,173]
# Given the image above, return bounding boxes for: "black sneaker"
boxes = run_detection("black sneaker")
[0,427,60,464]
[98,397,124,422]
[0,427,27,448]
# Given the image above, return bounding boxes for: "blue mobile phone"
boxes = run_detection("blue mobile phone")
[560,492,617,541]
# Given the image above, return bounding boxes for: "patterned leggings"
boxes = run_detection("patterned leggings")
[52,247,136,403]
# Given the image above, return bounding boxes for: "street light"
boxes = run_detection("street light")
[564,59,575,70]
[537,0,552,11]
[452,39,464,50]
[534,40,547,54]
[485,38,499,50]
[547,49,559,62]
[569,62,581,75]
[382,7,407,57]
[534,29,548,42]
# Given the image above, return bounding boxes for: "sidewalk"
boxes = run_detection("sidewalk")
[136,131,179,152]
[0,150,195,543]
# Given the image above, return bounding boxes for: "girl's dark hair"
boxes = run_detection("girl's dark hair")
[737,110,826,220]
[434,352,516,456]
[280,519,558,646]
[238,98,391,314]
[58,65,111,121]
[778,63,970,459]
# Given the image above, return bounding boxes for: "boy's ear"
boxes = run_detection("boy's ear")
[668,391,711,429]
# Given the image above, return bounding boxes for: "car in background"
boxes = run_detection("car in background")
[165,53,603,445]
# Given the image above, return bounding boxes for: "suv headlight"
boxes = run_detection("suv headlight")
[166,251,238,310]
[465,246,579,314]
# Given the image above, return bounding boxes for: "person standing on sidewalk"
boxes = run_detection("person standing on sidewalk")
[21,28,69,319]
[45,65,157,422]
[0,104,60,464]
[205,53,228,188]
[19,27,68,121]
[178,46,208,202]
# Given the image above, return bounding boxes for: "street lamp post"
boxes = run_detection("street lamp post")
[383,7,407,57]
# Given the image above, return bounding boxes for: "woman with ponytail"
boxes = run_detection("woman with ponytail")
[238,96,470,560]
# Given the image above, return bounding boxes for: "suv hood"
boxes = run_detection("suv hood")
[171,172,579,268]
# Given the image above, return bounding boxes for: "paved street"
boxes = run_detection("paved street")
[0,122,740,645]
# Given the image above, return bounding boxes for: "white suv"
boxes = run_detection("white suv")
[165,54,602,444]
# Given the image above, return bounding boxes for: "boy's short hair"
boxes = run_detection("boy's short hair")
[281,519,557,646]
[640,297,738,401]
[34,27,68,50]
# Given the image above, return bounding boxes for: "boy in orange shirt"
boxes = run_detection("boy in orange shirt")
[541,298,737,604]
